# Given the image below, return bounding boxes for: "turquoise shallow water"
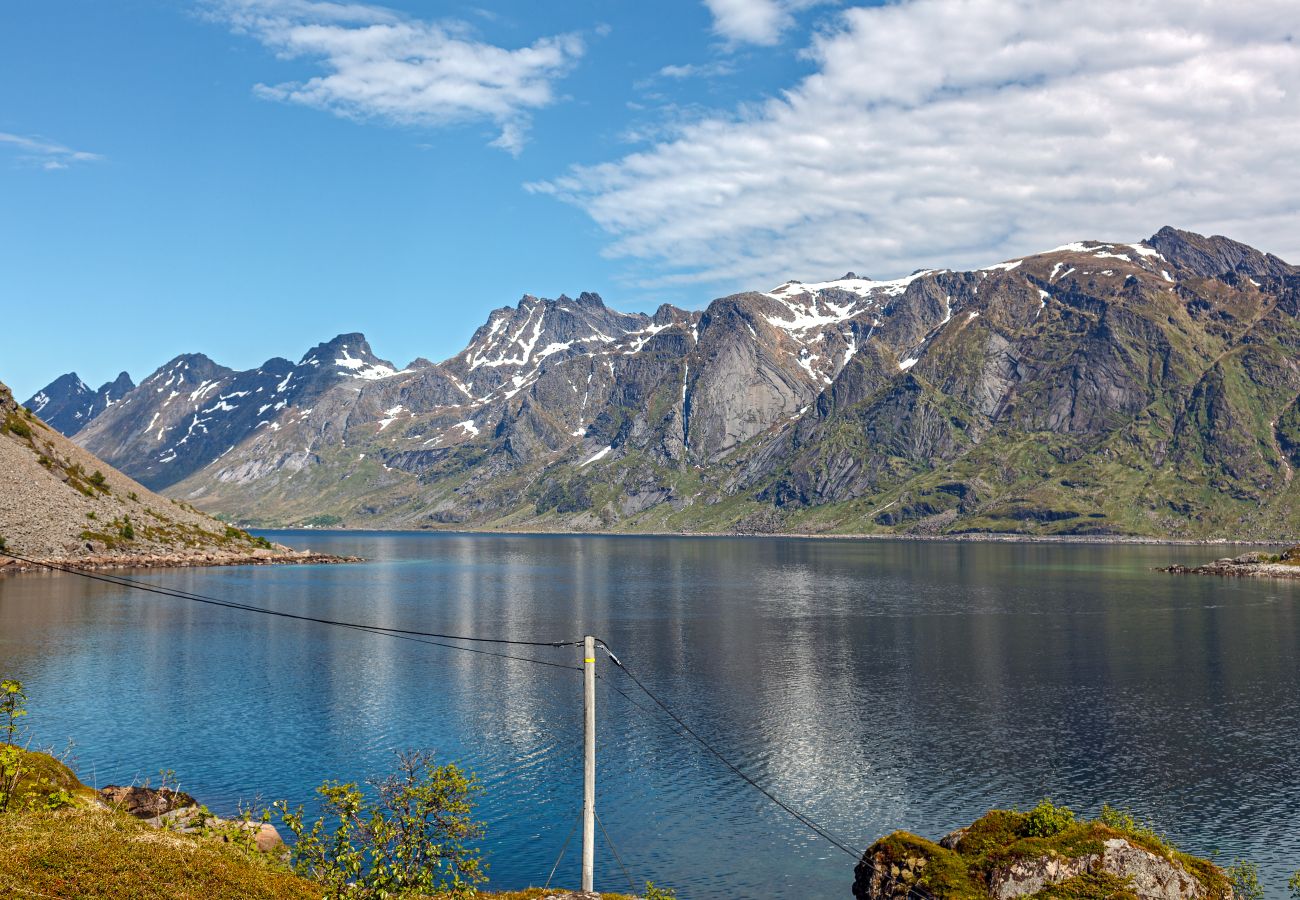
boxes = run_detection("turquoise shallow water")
[1,533,1298,898]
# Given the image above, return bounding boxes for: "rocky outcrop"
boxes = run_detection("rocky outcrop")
[853,806,1232,900]
[1161,547,1300,579]
[100,784,285,853]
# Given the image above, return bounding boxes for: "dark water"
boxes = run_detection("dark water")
[2,534,1298,898]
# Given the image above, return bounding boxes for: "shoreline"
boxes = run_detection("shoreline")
[256,524,1296,547]
[0,548,361,576]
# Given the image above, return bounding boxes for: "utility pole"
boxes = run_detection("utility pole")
[582,635,596,894]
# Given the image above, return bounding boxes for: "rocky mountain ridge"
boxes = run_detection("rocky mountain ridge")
[28,227,1300,539]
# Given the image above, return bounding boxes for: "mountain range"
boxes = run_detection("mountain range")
[27,227,1300,539]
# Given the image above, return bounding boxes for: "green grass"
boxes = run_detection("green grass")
[0,752,640,900]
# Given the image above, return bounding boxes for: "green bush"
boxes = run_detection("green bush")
[1226,860,1264,900]
[644,882,678,900]
[0,680,28,813]
[119,517,135,542]
[1097,804,1168,851]
[1287,869,1300,899]
[275,749,485,899]
[3,415,32,439]
[1021,798,1077,838]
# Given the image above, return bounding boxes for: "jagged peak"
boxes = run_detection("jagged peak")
[99,371,134,394]
[142,353,228,385]
[1146,226,1293,278]
[297,333,402,380]
[41,372,91,395]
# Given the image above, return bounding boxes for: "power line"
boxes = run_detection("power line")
[3,550,926,894]
[594,639,866,860]
[595,642,934,900]
[0,552,583,655]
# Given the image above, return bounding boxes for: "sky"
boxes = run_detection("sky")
[3,0,1299,400]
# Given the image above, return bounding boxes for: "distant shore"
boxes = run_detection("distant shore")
[257,525,1296,547]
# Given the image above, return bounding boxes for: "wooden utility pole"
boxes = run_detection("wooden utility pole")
[582,635,596,894]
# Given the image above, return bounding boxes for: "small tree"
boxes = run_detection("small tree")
[1,680,26,746]
[1226,860,1264,900]
[0,680,28,813]
[276,750,486,900]
[1287,869,1300,900]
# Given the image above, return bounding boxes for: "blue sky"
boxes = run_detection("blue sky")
[4,0,1299,400]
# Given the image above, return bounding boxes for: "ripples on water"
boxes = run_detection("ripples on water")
[1,535,1298,898]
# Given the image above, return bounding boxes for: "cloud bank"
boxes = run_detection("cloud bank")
[212,0,584,154]
[535,0,1300,288]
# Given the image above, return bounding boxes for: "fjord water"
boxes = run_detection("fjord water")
[2,535,1298,899]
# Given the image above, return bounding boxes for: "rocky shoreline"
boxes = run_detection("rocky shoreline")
[292,523,1297,546]
[0,547,360,575]
[1160,547,1300,579]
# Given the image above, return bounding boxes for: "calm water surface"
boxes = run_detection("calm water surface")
[1,534,1298,898]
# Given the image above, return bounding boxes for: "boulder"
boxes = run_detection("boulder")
[99,782,285,853]
[99,784,197,819]
[853,806,1232,900]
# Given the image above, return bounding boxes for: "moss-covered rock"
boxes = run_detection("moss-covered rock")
[853,804,1231,900]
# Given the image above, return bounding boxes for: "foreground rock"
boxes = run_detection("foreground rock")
[1161,546,1300,579]
[854,804,1231,900]
[99,783,285,853]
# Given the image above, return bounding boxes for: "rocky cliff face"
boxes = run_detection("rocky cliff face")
[33,227,1300,538]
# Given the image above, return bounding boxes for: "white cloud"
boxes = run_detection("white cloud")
[534,0,1300,288]
[210,0,584,154]
[657,61,736,80]
[702,0,826,46]
[0,132,103,170]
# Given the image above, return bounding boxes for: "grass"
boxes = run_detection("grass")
[0,803,639,900]
[0,805,322,900]
[0,752,639,900]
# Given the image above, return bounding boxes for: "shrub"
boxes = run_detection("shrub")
[1021,798,1077,838]
[645,882,678,900]
[1288,869,1300,899]
[1097,804,1168,851]
[0,680,27,813]
[119,517,135,542]
[276,749,486,899]
[1,680,26,746]
[87,470,107,489]
[2,414,32,439]
[1226,860,1264,900]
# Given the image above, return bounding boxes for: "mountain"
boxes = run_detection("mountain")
[0,378,317,567]
[49,227,1300,539]
[25,371,134,436]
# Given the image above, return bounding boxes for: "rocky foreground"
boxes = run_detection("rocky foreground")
[1161,545,1300,579]
[854,803,1230,900]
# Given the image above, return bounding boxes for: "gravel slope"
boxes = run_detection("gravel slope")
[0,379,340,570]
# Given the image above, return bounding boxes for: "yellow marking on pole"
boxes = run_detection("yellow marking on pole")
[584,658,596,663]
